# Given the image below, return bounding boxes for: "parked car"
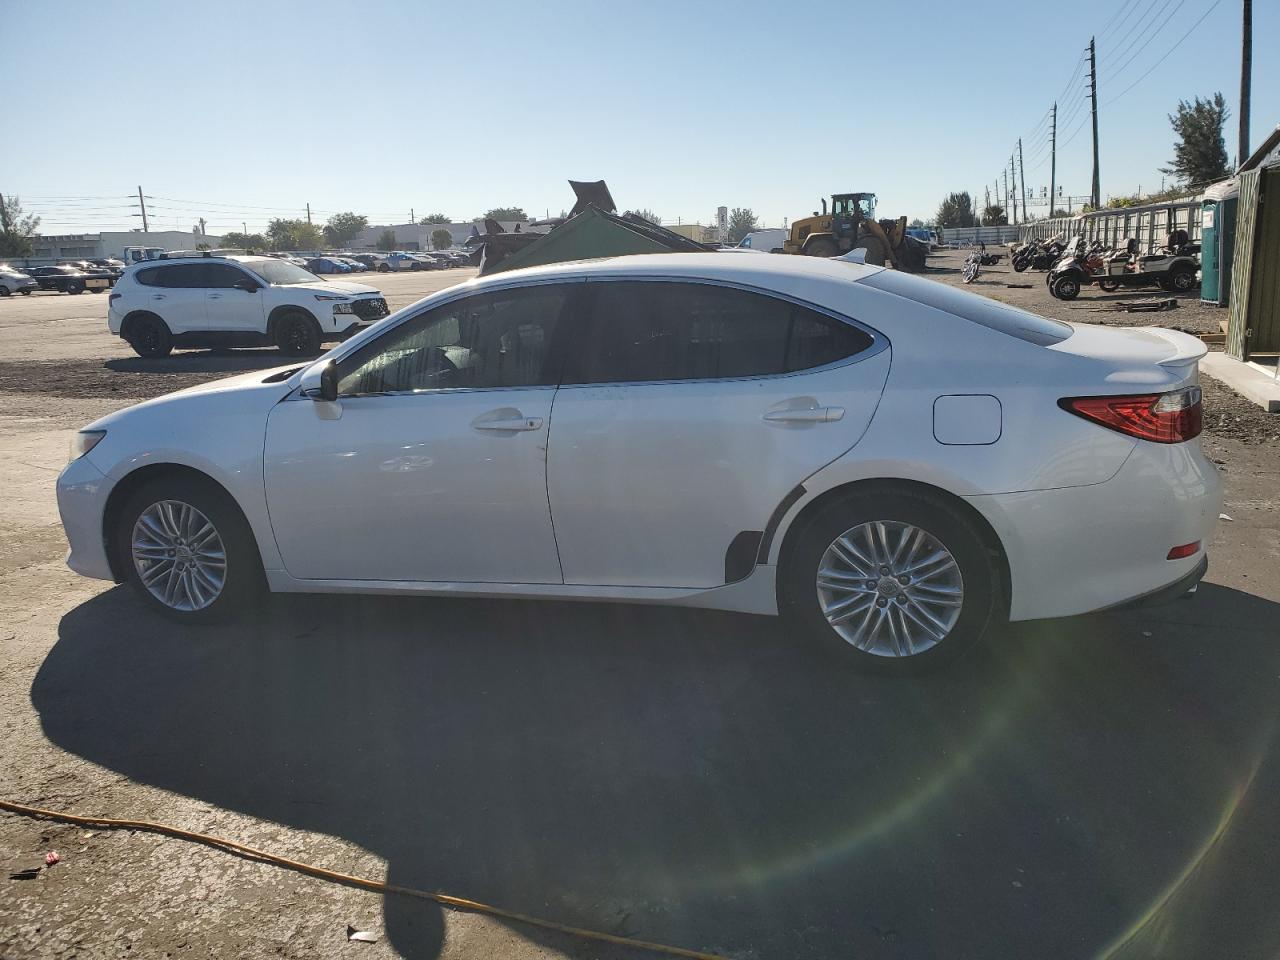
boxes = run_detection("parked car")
[0,264,39,296]
[106,254,389,358]
[59,260,119,286]
[59,253,1220,673]
[386,251,427,271]
[26,265,111,294]
[353,254,389,272]
[736,229,788,253]
[333,257,368,272]
[306,257,352,275]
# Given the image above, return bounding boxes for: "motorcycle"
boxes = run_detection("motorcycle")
[1047,230,1200,300]
[1011,235,1066,272]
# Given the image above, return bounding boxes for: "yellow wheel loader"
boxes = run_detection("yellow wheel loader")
[781,193,927,272]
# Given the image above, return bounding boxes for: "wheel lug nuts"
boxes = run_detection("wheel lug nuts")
[896,596,907,604]
[898,575,910,584]
[876,598,887,608]
[880,566,890,575]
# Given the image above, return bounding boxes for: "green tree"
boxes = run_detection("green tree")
[322,212,368,248]
[628,208,662,225]
[376,228,398,251]
[935,191,976,228]
[1050,208,1072,218]
[431,228,452,250]
[221,231,269,251]
[909,218,924,228]
[0,194,40,258]
[981,204,1007,226]
[482,207,527,222]
[418,213,451,224]
[266,218,323,251]
[1162,93,1230,186]
[727,207,758,243]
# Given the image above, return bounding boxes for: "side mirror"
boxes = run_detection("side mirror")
[301,359,339,402]
[233,277,259,292]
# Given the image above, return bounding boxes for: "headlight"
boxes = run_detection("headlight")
[313,294,350,302]
[331,302,355,314]
[69,429,106,463]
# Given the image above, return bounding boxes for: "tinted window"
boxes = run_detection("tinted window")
[135,267,162,286]
[336,284,571,396]
[148,264,207,288]
[202,263,251,289]
[565,281,871,384]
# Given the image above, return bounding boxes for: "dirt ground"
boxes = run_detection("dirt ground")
[2,256,1278,960]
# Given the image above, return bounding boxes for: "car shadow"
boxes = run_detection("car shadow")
[104,351,318,375]
[32,584,1280,960]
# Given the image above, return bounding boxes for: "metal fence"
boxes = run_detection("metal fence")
[1017,198,1202,254]
[940,226,1021,245]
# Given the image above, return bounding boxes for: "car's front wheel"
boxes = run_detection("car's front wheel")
[1051,274,1081,300]
[127,314,173,358]
[782,490,1001,673]
[275,311,322,355]
[116,474,263,623]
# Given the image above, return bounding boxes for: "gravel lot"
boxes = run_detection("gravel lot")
[2,256,1278,960]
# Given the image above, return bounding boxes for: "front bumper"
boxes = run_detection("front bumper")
[967,439,1223,622]
[57,454,116,581]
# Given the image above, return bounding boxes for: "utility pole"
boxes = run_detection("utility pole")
[242,221,247,234]
[305,203,312,225]
[1006,164,1015,225]
[197,217,207,236]
[1017,138,1027,223]
[1048,102,1057,221]
[1239,0,1252,165]
[410,208,415,224]
[1088,37,1100,209]
[137,185,149,233]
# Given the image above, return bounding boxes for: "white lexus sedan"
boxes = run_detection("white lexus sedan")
[57,254,1221,671]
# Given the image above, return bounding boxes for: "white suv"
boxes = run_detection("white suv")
[108,255,390,358]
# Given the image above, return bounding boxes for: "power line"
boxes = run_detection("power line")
[1098,0,1142,38]
[1103,0,1222,105]
[1107,0,1187,83]
[1102,0,1163,63]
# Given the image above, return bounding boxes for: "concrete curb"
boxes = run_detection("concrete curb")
[1200,352,1280,413]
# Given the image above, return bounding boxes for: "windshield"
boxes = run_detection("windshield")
[243,258,320,285]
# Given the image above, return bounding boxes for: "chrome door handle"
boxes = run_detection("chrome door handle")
[151,294,166,300]
[473,416,543,432]
[763,406,845,423]
[208,293,222,299]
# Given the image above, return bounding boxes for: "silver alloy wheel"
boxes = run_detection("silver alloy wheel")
[816,520,964,657]
[131,500,227,612]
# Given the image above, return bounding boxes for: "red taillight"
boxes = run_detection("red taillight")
[1167,541,1201,560]
[1059,386,1202,443]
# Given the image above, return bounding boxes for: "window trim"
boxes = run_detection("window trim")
[556,276,886,390]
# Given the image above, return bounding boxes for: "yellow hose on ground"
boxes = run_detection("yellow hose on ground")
[0,799,727,960]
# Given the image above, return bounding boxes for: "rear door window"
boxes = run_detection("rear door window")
[564,280,872,384]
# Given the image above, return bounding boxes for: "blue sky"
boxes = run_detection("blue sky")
[2,0,1274,234]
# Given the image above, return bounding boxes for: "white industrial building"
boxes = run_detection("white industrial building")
[19,230,224,265]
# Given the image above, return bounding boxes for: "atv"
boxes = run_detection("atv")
[1047,230,1200,301]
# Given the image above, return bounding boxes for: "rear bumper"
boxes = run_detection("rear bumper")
[966,439,1223,621]
[1095,554,1208,613]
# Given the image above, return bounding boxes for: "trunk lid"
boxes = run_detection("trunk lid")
[1049,323,1208,384]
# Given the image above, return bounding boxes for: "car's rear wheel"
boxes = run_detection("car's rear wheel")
[19,288,31,295]
[275,311,321,355]
[66,280,84,294]
[377,263,390,272]
[782,490,1001,673]
[1098,278,1120,292]
[0,285,10,296]
[127,314,173,358]
[117,475,262,623]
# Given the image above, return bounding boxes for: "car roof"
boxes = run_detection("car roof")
[475,251,886,288]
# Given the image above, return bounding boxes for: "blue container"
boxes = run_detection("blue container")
[1201,179,1239,307]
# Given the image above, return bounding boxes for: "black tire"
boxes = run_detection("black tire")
[66,280,84,294]
[377,263,390,272]
[0,285,10,296]
[854,234,887,265]
[804,237,840,259]
[127,314,173,358]
[1051,274,1081,300]
[1012,256,1029,272]
[1098,279,1120,292]
[897,237,928,272]
[115,473,264,624]
[781,489,1002,674]
[275,311,322,356]
[19,288,32,295]
[1168,264,1196,292]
